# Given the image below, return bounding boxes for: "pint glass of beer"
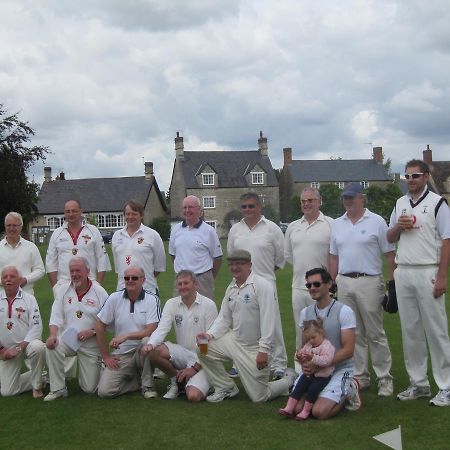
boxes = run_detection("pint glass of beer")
[198,337,208,355]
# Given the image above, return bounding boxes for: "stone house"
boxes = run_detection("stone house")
[30,162,168,243]
[169,131,280,238]
[423,145,450,203]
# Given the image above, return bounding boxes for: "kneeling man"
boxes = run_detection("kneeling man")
[142,270,218,401]
[45,257,108,400]
[0,266,45,397]
[96,266,161,398]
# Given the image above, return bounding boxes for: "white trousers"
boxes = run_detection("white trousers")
[337,274,392,384]
[46,341,102,393]
[0,340,45,396]
[292,288,314,372]
[199,331,289,402]
[271,284,288,372]
[395,266,450,390]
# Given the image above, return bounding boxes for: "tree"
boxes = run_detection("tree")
[150,217,171,241]
[0,105,49,232]
[320,184,344,218]
[366,183,402,222]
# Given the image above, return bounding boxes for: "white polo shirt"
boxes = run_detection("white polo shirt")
[148,293,218,352]
[0,237,45,295]
[49,280,109,349]
[0,288,42,348]
[207,272,276,354]
[227,216,285,282]
[330,208,395,275]
[284,212,334,289]
[112,224,166,293]
[46,222,111,282]
[169,220,223,274]
[97,289,161,355]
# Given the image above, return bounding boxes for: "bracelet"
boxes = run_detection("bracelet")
[192,365,199,372]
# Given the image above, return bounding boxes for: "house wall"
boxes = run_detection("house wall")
[169,159,186,220]
[143,187,167,225]
[292,180,392,196]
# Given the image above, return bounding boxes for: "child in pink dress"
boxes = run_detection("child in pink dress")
[279,319,335,420]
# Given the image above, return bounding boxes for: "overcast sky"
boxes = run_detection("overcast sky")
[1,0,449,192]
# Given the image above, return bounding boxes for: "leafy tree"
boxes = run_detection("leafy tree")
[366,183,402,222]
[150,217,171,241]
[0,105,49,232]
[278,167,293,222]
[320,184,345,218]
[287,195,301,222]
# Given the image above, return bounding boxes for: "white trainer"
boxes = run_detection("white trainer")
[378,378,394,397]
[206,384,239,403]
[43,387,68,402]
[345,378,362,411]
[429,389,450,407]
[163,383,179,400]
[142,387,158,399]
[397,385,431,401]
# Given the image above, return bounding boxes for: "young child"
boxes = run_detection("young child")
[279,319,335,420]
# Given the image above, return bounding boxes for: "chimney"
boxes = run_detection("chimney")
[423,144,432,164]
[44,167,52,182]
[283,147,292,166]
[373,146,383,163]
[59,171,65,180]
[175,131,184,158]
[258,130,268,156]
[144,161,154,181]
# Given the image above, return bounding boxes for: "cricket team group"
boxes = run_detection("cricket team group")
[1,157,449,420]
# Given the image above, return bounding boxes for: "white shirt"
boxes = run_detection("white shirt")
[49,280,109,349]
[330,209,395,275]
[46,222,111,282]
[389,188,450,265]
[208,272,277,354]
[112,224,166,293]
[169,220,223,274]
[299,303,356,330]
[0,288,42,348]
[284,212,334,289]
[148,293,218,353]
[227,216,285,282]
[0,237,45,294]
[97,289,161,355]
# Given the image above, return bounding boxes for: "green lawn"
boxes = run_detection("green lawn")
[1,242,449,449]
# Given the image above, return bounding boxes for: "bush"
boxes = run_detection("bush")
[150,216,171,240]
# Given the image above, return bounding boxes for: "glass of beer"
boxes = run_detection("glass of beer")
[198,336,208,355]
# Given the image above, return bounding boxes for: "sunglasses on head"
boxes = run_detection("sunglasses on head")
[241,204,256,209]
[124,276,140,281]
[404,173,424,180]
[305,281,325,289]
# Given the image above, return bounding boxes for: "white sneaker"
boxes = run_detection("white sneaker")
[43,387,68,402]
[142,387,158,399]
[345,378,362,411]
[378,378,394,397]
[429,389,450,406]
[163,383,179,400]
[284,368,298,391]
[206,384,239,403]
[397,385,431,401]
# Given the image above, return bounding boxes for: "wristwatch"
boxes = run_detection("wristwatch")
[15,345,22,353]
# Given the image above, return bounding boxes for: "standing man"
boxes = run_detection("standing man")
[387,159,450,406]
[112,199,166,294]
[46,199,111,287]
[96,266,161,398]
[169,195,222,300]
[227,192,287,378]
[197,250,295,403]
[328,183,396,397]
[0,212,45,295]
[142,270,218,401]
[44,257,108,401]
[0,266,45,397]
[296,268,358,419]
[284,188,334,349]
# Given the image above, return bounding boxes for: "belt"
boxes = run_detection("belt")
[341,272,376,278]
[196,269,212,276]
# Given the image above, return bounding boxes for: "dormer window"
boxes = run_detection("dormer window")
[202,173,215,186]
[252,172,264,185]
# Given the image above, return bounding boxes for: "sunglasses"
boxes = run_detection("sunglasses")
[241,204,256,209]
[404,173,424,180]
[305,281,325,289]
[124,276,140,281]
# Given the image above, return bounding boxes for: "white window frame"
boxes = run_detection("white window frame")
[335,182,345,189]
[47,216,64,230]
[202,173,215,186]
[202,196,216,209]
[251,172,264,185]
[310,182,320,188]
[205,220,217,229]
[361,181,370,188]
[95,213,124,229]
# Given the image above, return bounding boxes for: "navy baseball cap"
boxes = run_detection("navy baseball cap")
[342,182,364,197]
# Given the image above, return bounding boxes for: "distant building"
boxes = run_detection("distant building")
[30,162,168,244]
[169,131,280,238]
[279,146,392,221]
[423,145,450,203]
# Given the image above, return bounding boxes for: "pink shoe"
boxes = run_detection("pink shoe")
[295,410,310,421]
[279,408,294,418]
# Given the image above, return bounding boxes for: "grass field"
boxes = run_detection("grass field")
[1,242,449,449]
